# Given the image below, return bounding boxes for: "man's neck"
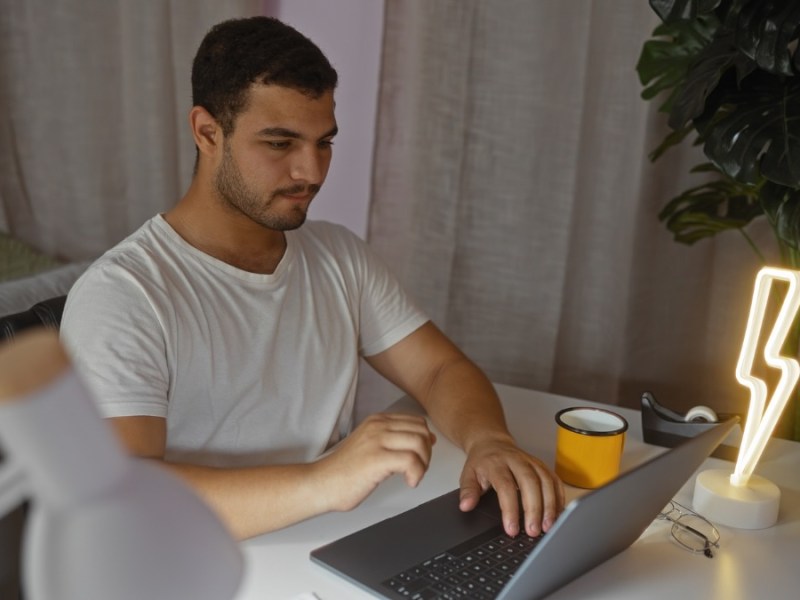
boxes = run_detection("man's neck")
[164,188,287,275]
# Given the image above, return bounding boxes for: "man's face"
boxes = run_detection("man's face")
[213,84,337,231]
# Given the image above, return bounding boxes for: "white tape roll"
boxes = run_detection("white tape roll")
[684,405,718,423]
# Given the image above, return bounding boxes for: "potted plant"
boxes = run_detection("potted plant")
[636,0,800,440]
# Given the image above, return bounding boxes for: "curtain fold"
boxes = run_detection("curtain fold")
[368,0,771,418]
[0,0,263,261]
[1,0,776,426]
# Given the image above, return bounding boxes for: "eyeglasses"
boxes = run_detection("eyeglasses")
[657,500,720,558]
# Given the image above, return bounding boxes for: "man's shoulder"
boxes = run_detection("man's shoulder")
[300,219,360,240]
[71,216,173,288]
[295,220,367,255]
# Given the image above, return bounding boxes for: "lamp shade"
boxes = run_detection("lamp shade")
[0,332,243,600]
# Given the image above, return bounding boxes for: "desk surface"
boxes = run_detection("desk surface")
[234,384,800,600]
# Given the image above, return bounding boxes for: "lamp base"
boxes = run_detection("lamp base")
[693,468,780,530]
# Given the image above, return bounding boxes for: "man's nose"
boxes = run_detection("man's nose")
[290,147,328,184]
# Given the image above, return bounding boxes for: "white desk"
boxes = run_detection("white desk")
[235,384,800,600]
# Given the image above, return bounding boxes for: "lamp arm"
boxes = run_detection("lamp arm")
[0,458,28,518]
[0,330,243,600]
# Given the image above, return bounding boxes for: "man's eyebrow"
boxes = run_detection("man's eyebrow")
[256,126,339,140]
[322,125,339,140]
[256,127,301,139]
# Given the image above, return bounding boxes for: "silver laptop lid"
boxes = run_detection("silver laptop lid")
[497,418,737,600]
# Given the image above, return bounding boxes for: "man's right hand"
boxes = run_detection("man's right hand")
[313,413,437,513]
[107,411,436,539]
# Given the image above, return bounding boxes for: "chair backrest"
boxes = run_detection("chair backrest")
[0,295,67,341]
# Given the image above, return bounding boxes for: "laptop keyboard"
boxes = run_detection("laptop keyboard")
[381,524,543,600]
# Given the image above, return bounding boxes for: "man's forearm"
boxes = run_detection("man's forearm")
[420,355,515,453]
[157,411,438,541]
[364,321,515,452]
[161,460,329,540]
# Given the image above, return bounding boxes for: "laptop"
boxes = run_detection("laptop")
[311,417,736,600]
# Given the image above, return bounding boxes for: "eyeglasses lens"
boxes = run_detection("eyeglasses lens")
[672,514,719,557]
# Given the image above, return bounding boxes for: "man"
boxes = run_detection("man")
[61,16,564,540]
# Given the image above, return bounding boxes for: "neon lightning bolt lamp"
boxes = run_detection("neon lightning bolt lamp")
[692,266,799,529]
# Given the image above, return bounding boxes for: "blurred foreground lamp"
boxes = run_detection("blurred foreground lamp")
[0,331,243,599]
[693,266,799,529]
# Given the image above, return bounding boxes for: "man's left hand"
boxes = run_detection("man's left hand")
[458,436,565,537]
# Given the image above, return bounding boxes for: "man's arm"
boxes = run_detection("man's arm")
[109,413,436,540]
[366,321,565,537]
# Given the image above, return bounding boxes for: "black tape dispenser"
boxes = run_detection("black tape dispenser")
[640,392,741,461]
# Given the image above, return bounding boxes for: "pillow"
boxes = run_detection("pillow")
[0,233,63,283]
[0,260,93,315]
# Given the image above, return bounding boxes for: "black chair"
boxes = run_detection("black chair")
[0,295,67,342]
[0,294,67,600]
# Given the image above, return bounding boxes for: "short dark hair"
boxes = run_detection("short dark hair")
[191,16,338,135]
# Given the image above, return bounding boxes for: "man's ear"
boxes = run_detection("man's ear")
[189,106,221,158]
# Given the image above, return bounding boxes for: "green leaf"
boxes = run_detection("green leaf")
[667,31,756,129]
[726,0,800,76]
[636,17,720,114]
[649,0,721,23]
[690,161,726,173]
[761,180,800,249]
[657,166,763,244]
[648,122,697,161]
[703,76,800,186]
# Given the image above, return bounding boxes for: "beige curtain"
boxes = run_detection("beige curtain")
[0,0,263,261]
[368,0,774,420]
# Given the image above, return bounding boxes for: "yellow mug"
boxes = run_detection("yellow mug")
[554,406,628,489]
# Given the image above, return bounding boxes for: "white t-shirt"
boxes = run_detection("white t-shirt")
[61,216,428,467]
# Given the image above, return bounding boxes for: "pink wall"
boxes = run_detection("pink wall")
[267,0,385,238]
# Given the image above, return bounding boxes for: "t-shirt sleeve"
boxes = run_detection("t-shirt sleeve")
[60,262,170,419]
[351,237,429,357]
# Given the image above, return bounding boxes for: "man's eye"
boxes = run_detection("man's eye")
[267,141,291,150]
[319,140,334,149]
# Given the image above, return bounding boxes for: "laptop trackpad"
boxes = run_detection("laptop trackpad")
[311,488,503,586]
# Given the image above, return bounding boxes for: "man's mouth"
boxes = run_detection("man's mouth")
[282,192,309,200]
[276,185,319,202]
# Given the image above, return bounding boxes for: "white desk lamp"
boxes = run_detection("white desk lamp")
[0,330,243,600]
[693,266,798,529]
